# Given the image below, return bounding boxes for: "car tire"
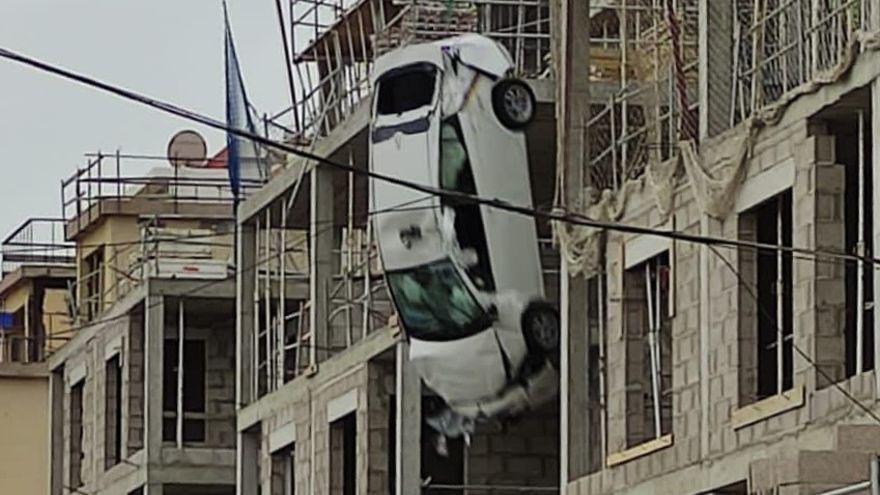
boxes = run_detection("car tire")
[492,78,536,129]
[521,301,560,364]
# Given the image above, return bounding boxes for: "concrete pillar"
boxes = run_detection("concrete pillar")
[553,0,591,486]
[310,165,335,366]
[395,342,421,495]
[238,428,261,495]
[237,221,257,407]
[698,0,734,138]
[49,367,64,495]
[144,289,164,470]
[873,80,880,397]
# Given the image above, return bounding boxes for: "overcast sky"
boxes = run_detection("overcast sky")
[0,0,290,238]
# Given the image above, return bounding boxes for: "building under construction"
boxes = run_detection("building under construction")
[30,0,880,494]
[239,0,880,493]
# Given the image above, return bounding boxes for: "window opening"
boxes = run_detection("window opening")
[69,379,85,489]
[330,413,356,495]
[105,354,123,469]
[738,190,793,405]
[624,252,672,447]
[439,117,496,291]
[376,63,437,115]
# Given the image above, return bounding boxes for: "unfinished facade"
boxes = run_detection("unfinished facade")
[559,1,880,494]
[47,154,242,495]
[236,0,565,493]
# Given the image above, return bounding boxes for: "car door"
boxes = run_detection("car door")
[370,63,445,272]
[455,76,544,300]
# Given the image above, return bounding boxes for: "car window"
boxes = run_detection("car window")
[439,118,496,291]
[376,63,437,115]
[386,259,491,341]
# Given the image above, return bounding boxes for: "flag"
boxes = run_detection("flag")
[224,1,266,200]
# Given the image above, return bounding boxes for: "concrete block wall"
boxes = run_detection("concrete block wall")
[467,399,560,492]
[60,313,130,494]
[566,104,880,494]
[256,362,389,495]
[127,309,145,455]
[204,319,236,449]
[54,294,237,495]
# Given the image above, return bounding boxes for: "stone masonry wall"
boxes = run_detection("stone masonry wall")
[467,399,560,493]
[568,84,880,494]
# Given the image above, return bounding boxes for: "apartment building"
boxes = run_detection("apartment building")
[46,153,242,495]
[0,218,75,494]
[559,1,880,494]
[240,0,880,494]
[234,0,565,493]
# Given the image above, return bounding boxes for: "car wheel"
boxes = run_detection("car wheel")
[522,301,560,359]
[492,78,536,129]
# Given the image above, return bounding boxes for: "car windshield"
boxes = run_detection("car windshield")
[376,63,437,115]
[386,259,492,341]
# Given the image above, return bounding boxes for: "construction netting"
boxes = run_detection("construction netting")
[555,0,880,278]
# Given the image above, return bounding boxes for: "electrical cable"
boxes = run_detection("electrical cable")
[708,245,880,425]
[5,42,880,425]
[3,45,880,268]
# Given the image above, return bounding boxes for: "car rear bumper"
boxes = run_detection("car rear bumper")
[448,359,558,419]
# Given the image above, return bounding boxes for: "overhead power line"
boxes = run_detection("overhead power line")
[5,42,879,431]
[708,245,880,425]
[2,44,880,268]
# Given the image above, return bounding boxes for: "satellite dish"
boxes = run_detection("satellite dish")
[167,130,208,168]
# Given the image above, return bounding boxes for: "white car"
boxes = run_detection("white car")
[370,35,559,425]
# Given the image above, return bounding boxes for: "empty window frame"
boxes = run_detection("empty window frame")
[838,113,875,377]
[586,274,607,471]
[624,252,672,447]
[162,339,206,444]
[272,445,296,495]
[105,354,123,469]
[330,413,356,495]
[82,247,105,320]
[69,379,85,489]
[387,395,465,494]
[737,190,793,405]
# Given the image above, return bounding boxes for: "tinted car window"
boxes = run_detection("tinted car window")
[376,63,437,115]
[386,259,492,341]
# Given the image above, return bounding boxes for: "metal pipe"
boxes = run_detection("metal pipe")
[777,197,785,393]
[871,455,879,495]
[265,209,273,390]
[177,299,184,449]
[816,481,871,495]
[597,275,608,462]
[857,109,866,374]
[425,484,558,493]
[645,264,662,438]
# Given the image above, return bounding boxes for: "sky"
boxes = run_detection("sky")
[0,0,291,239]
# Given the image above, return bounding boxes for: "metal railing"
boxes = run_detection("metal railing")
[60,152,258,238]
[72,223,234,323]
[1,218,74,276]
[732,0,877,125]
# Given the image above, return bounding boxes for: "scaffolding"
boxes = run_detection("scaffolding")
[249,170,395,397]
[731,0,877,125]
[59,152,240,323]
[584,0,699,192]
[0,218,73,276]
[267,0,552,143]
